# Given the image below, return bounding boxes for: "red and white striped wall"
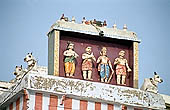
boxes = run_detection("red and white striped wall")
[5,92,145,110]
[5,93,27,110]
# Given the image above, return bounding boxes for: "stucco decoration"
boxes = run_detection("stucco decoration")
[133,42,139,88]
[140,72,163,94]
[48,20,140,42]
[24,53,37,71]
[97,47,114,83]
[63,42,79,77]
[54,30,60,76]
[82,46,96,80]
[114,50,131,85]
[11,65,26,83]
[28,74,165,109]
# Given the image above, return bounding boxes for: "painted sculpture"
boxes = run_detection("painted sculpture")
[140,72,163,93]
[97,47,114,83]
[12,65,25,83]
[24,52,37,71]
[114,50,131,85]
[82,46,96,80]
[63,42,79,77]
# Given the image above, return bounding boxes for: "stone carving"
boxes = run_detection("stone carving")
[12,65,25,83]
[71,16,75,23]
[97,47,114,83]
[10,53,43,83]
[140,72,163,94]
[28,74,165,109]
[24,52,37,71]
[82,17,86,24]
[114,50,131,85]
[63,42,79,77]
[82,46,96,80]
[60,14,68,22]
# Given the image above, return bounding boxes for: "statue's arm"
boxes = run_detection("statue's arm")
[114,58,119,65]
[125,59,131,72]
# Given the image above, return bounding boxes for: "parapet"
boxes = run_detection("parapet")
[48,17,140,42]
[0,73,165,109]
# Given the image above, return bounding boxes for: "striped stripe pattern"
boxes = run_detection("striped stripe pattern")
[6,92,144,110]
[7,94,26,110]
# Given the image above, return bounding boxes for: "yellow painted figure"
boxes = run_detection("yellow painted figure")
[114,50,131,85]
[63,42,79,77]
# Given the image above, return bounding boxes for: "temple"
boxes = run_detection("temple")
[0,15,168,110]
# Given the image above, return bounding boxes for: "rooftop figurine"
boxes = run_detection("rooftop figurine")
[140,72,163,94]
[93,19,103,27]
[71,16,75,23]
[103,20,107,27]
[12,65,25,83]
[82,17,86,24]
[123,24,127,31]
[113,23,117,29]
[24,53,37,71]
[60,14,68,22]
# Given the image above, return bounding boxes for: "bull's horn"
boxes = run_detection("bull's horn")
[154,72,157,75]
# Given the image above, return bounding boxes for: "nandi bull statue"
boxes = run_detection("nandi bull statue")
[24,52,37,71]
[140,72,163,94]
[13,65,24,80]
[11,65,25,83]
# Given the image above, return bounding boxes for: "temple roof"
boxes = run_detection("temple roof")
[48,20,140,42]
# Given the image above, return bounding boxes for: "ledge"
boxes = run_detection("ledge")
[48,21,140,42]
[0,73,165,109]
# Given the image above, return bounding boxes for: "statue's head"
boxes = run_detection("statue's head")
[100,47,107,56]
[24,53,34,62]
[67,42,74,50]
[85,46,92,53]
[119,50,125,57]
[13,65,22,76]
[153,72,163,83]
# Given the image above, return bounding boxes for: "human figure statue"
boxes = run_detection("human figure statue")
[114,50,131,85]
[63,42,79,77]
[82,46,96,80]
[97,47,114,83]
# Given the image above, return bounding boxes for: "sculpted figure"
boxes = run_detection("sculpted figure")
[24,52,37,71]
[13,65,23,80]
[63,42,79,77]
[82,46,96,80]
[140,72,163,93]
[97,47,114,83]
[114,50,131,85]
[12,65,24,83]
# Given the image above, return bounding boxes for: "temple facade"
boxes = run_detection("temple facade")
[0,15,167,110]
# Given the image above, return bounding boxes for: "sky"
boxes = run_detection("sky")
[0,0,170,96]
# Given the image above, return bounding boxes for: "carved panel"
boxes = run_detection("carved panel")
[59,31,134,87]
[29,74,165,109]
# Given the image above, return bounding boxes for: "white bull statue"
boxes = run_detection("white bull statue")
[140,72,163,94]
[24,52,37,71]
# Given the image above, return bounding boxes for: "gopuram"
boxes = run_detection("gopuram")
[0,15,166,110]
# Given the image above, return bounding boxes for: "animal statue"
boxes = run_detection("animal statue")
[24,53,37,71]
[60,14,68,22]
[83,19,106,27]
[12,65,25,83]
[140,72,163,94]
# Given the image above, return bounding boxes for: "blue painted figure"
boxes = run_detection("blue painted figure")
[97,47,114,83]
